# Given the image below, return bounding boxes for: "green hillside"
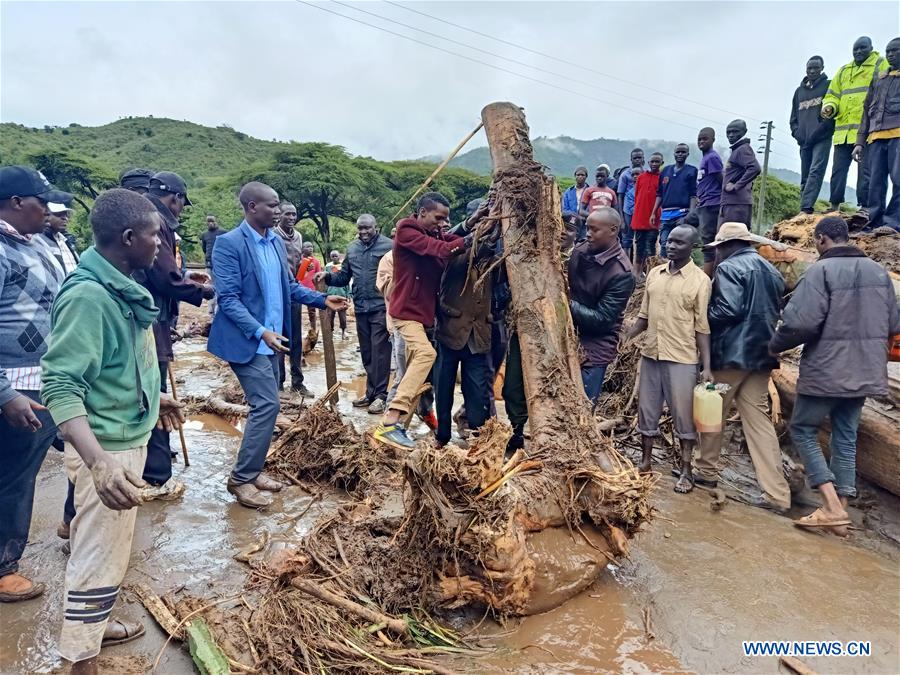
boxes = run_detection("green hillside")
[0,117,280,183]
[1,118,812,259]
[0,118,490,260]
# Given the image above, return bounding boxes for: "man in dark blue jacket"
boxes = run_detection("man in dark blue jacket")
[208,182,347,508]
[790,56,834,214]
[316,214,393,413]
[696,222,790,512]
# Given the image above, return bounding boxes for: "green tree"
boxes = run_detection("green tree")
[26,150,116,209]
[237,143,390,256]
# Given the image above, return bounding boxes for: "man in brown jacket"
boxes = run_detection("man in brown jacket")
[433,221,495,446]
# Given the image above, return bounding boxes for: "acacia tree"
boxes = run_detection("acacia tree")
[240,143,388,256]
[26,150,116,211]
[27,150,117,249]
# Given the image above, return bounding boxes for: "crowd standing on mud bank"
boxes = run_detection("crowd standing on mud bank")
[0,33,899,674]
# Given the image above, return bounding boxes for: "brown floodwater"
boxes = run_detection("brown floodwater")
[2,309,898,674]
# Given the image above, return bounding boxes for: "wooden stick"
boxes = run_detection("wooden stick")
[316,282,339,405]
[133,583,183,639]
[290,577,410,637]
[780,655,819,675]
[167,362,190,467]
[390,122,484,223]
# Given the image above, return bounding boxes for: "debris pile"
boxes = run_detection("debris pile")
[267,396,400,492]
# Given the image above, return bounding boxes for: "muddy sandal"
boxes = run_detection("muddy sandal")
[101,619,145,648]
[793,508,850,534]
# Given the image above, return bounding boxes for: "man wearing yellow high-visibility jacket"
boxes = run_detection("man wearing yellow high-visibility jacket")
[822,36,888,211]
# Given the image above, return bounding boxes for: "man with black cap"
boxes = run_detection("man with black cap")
[133,171,214,498]
[119,168,153,195]
[0,165,72,602]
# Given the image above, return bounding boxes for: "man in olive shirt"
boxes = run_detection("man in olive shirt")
[626,225,712,493]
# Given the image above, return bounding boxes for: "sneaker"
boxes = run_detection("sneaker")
[367,398,386,414]
[419,410,438,431]
[292,384,315,398]
[373,423,416,450]
[57,521,70,540]
[352,396,371,408]
[142,478,186,502]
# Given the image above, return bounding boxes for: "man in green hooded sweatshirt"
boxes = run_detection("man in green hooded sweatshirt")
[41,188,184,674]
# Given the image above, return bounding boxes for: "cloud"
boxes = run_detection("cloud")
[2,0,898,181]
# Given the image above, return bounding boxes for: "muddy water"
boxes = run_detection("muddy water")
[2,308,899,674]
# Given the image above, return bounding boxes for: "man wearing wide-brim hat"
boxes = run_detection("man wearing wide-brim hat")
[695,222,792,513]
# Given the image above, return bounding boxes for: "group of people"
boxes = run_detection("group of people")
[789,35,900,229]
[0,35,899,673]
[563,118,761,279]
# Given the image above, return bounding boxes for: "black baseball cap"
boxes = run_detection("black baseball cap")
[150,171,192,205]
[119,168,153,191]
[0,165,74,203]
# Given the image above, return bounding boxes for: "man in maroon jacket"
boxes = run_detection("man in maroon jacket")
[373,192,482,449]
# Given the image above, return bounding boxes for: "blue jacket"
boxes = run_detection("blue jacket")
[562,185,582,214]
[207,224,326,364]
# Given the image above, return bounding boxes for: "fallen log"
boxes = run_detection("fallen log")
[772,363,900,497]
[186,395,292,430]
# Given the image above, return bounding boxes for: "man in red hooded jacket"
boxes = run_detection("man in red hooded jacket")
[373,192,483,449]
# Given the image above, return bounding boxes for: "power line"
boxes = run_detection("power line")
[295,1,734,135]
[384,0,802,152]
[330,0,738,132]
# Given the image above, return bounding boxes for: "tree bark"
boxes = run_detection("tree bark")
[480,102,600,458]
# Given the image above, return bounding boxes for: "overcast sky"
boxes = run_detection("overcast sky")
[2,1,899,175]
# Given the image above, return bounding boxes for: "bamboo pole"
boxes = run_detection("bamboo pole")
[390,122,484,223]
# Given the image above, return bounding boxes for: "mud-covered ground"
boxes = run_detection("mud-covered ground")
[2,305,898,675]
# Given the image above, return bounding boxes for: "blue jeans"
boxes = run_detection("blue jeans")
[620,212,634,252]
[0,390,57,576]
[799,138,831,212]
[434,342,490,445]
[789,394,865,497]
[865,136,900,231]
[229,354,280,485]
[581,364,608,405]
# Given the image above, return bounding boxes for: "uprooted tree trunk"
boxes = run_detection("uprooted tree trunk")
[482,102,602,454]
[206,103,655,674]
[397,102,655,615]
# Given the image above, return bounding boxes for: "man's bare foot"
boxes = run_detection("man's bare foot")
[674,473,694,493]
[638,458,652,474]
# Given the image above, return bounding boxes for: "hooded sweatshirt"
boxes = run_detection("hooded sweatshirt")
[790,73,835,147]
[41,247,161,451]
[722,138,761,206]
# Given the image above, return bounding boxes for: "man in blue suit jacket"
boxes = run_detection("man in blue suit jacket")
[208,181,348,508]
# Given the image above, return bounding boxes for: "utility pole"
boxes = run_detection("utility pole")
[755,120,773,233]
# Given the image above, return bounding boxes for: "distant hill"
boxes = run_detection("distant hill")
[440,135,851,203]
[0,117,489,258]
[0,117,281,185]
